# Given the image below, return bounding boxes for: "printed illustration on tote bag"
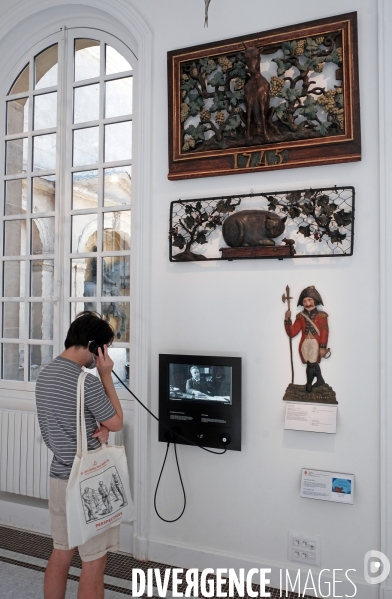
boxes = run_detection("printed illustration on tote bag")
[79,465,128,524]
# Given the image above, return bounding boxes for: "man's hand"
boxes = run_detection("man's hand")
[92,425,109,444]
[95,345,114,379]
[319,349,327,359]
[285,310,291,320]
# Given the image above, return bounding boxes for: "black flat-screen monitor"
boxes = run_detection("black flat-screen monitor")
[159,354,241,451]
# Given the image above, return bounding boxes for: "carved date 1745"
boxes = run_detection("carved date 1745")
[233,149,288,170]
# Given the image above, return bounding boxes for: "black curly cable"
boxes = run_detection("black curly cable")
[153,442,186,522]
[112,370,227,455]
[111,370,227,522]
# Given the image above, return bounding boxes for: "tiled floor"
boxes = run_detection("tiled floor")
[0,560,128,599]
[0,525,312,598]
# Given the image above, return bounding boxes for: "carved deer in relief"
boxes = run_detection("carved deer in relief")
[243,43,278,141]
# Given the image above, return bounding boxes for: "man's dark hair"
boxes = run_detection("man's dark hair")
[64,311,114,349]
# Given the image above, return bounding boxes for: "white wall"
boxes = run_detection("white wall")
[141,0,379,595]
[0,0,381,596]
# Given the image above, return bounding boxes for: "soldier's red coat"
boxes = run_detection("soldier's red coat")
[284,310,329,364]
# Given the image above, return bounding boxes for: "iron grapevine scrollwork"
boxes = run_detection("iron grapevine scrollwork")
[168,13,360,180]
[169,186,355,261]
[169,197,241,261]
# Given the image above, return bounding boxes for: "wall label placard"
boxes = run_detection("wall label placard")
[300,469,354,504]
[284,403,337,433]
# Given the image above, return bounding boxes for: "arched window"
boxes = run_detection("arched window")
[2,30,133,391]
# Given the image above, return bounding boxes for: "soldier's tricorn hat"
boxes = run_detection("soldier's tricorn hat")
[297,285,323,306]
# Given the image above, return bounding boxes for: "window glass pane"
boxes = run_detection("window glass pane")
[71,301,97,321]
[103,303,130,342]
[31,217,55,255]
[30,345,52,381]
[34,92,57,130]
[31,259,54,297]
[5,179,27,215]
[9,65,29,95]
[108,347,130,387]
[71,214,98,253]
[3,302,24,338]
[73,127,99,167]
[4,261,25,297]
[32,175,55,213]
[103,211,131,251]
[4,220,26,256]
[104,166,131,207]
[6,138,28,175]
[72,170,98,209]
[33,133,56,171]
[74,84,99,124]
[75,39,100,81]
[106,46,132,75]
[71,257,97,298]
[3,343,24,380]
[105,78,132,118]
[105,122,132,162]
[35,45,58,89]
[7,98,29,135]
[30,302,53,339]
[102,256,130,296]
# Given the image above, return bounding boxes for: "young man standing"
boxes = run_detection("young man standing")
[36,311,124,599]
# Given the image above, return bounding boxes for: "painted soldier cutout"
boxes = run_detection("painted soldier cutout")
[283,286,336,404]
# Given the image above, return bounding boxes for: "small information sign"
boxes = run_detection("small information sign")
[300,469,354,504]
[284,403,337,434]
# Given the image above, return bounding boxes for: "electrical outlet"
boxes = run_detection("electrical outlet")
[288,531,321,566]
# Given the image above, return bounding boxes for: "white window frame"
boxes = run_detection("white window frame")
[0,28,136,400]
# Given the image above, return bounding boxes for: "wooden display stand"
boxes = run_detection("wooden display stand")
[220,245,292,260]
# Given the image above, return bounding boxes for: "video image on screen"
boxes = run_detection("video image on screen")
[169,363,232,404]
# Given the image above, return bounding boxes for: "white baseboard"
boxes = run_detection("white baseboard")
[0,496,51,535]
[148,537,379,599]
[0,494,135,556]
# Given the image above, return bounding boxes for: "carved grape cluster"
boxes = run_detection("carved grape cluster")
[180,103,190,123]
[314,62,324,73]
[200,109,211,122]
[234,78,245,90]
[218,56,233,72]
[270,76,285,97]
[317,89,344,130]
[215,111,225,125]
[330,107,344,129]
[317,89,337,112]
[182,138,196,151]
[295,39,306,56]
[315,36,325,45]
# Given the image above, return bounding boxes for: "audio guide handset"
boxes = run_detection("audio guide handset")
[89,340,105,357]
[88,343,241,522]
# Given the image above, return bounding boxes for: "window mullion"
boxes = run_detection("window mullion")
[57,27,71,355]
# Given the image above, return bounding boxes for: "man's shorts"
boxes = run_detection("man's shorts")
[49,477,120,562]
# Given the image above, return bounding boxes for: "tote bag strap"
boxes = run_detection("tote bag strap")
[76,371,89,457]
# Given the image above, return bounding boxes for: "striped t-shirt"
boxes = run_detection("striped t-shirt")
[36,356,116,480]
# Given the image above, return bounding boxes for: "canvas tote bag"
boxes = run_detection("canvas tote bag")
[66,371,135,548]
